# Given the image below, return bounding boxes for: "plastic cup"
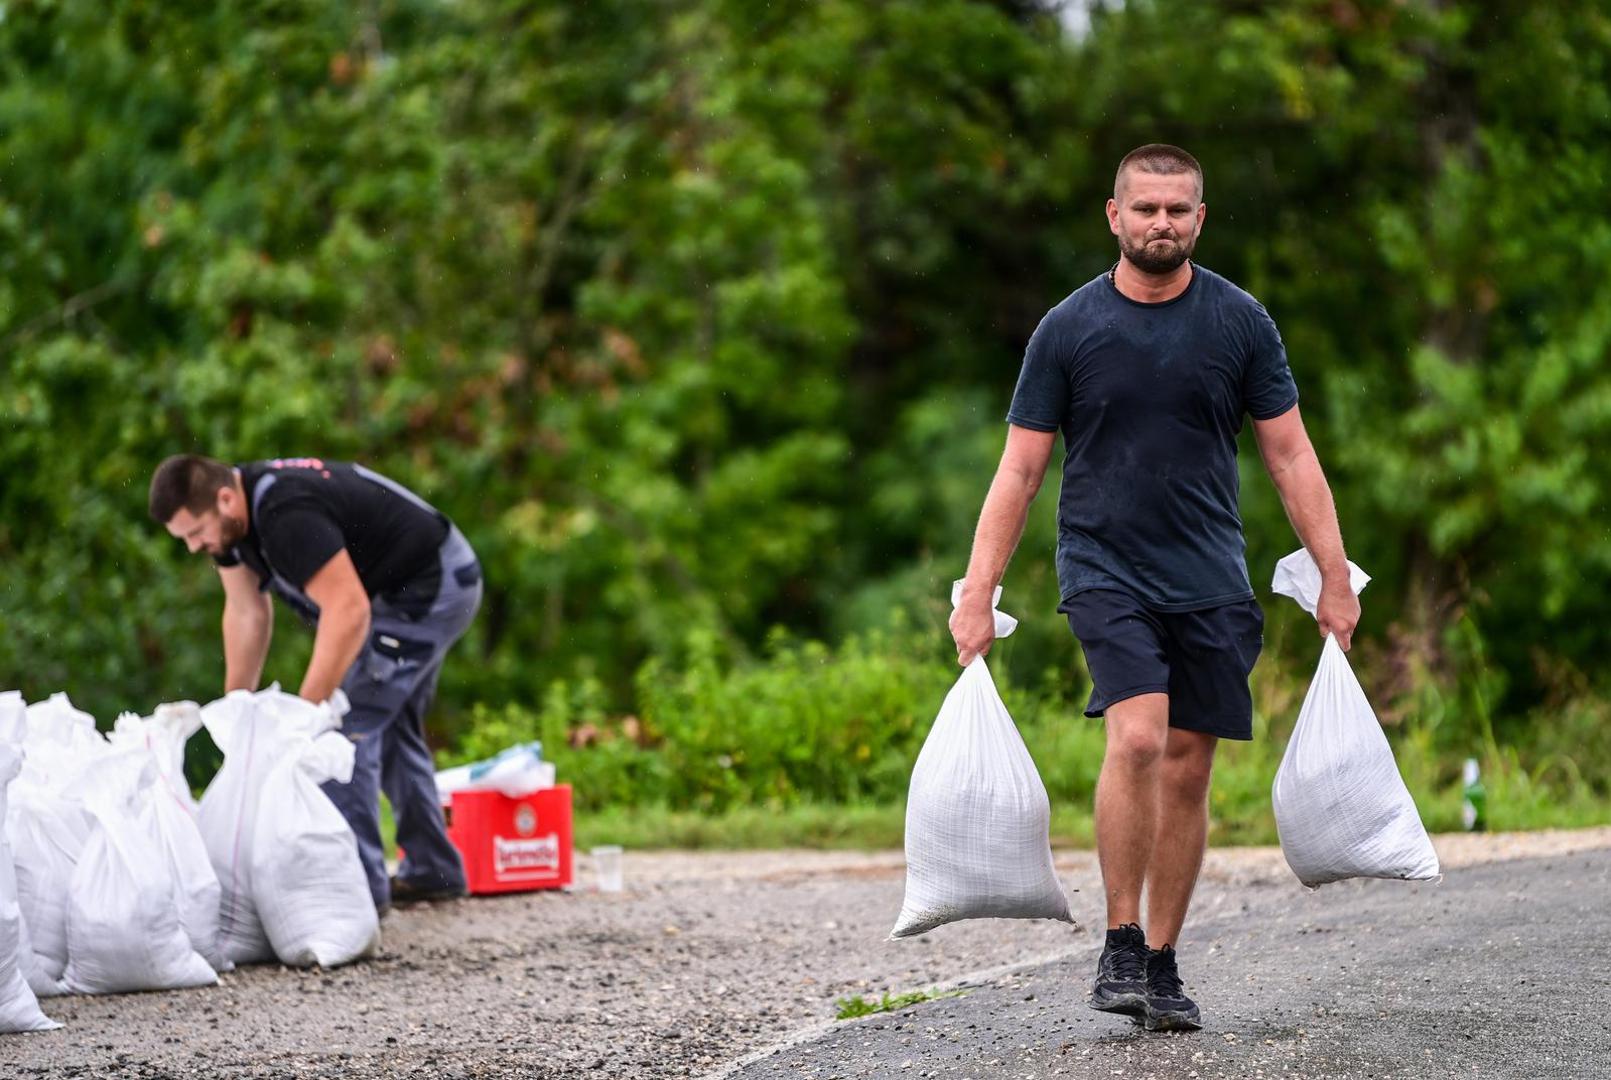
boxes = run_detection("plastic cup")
[592,845,624,893]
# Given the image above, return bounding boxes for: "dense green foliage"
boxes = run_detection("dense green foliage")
[2,1,1608,829]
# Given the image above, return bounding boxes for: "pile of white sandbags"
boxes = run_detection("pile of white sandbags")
[0,685,379,1034]
[3,692,218,1008]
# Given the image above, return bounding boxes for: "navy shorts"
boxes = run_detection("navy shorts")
[1061,589,1264,740]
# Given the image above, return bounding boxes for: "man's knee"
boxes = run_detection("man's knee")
[1104,696,1170,772]
[1162,732,1217,802]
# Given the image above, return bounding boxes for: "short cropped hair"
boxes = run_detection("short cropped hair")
[1115,143,1203,200]
[149,454,235,523]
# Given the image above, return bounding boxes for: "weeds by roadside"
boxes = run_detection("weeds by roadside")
[835,988,967,1021]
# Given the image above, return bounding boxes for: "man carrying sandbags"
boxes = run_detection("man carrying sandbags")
[149,455,481,914]
[949,144,1359,1032]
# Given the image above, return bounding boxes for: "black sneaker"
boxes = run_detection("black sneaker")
[1090,923,1150,1017]
[1142,945,1202,1032]
[388,876,468,906]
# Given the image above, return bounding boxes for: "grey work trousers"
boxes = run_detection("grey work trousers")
[323,525,481,908]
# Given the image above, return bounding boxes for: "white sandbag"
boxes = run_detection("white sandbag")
[1270,549,1440,888]
[253,730,379,967]
[0,698,58,1032]
[891,587,1070,938]
[62,759,216,994]
[110,707,228,973]
[5,789,81,998]
[4,692,95,999]
[198,688,355,967]
[197,692,279,965]
[0,692,67,1000]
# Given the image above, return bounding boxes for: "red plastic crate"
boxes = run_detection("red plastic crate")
[444,785,573,894]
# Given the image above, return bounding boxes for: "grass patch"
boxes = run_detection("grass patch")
[401,756,1609,858]
[569,764,1609,851]
[574,801,910,850]
[835,987,967,1020]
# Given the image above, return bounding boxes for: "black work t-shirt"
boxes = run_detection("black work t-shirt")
[1006,265,1299,612]
[214,459,450,614]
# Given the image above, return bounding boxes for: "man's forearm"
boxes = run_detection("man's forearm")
[1271,449,1349,578]
[299,604,370,704]
[959,466,1041,605]
[222,609,272,693]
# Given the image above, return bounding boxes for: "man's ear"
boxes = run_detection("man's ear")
[1106,197,1120,236]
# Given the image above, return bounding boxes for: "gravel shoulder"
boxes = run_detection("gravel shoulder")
[7,827,1610,1079]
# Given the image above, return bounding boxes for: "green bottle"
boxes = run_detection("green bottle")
[1461,757,1486,832]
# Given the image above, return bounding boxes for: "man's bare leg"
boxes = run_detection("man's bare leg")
[1145,727,1218,948]
[1094,692,1170,928]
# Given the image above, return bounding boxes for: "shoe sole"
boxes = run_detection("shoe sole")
[1142,1005,1203,1032]
[389,887,469,906]
[1089,988,1149,1018]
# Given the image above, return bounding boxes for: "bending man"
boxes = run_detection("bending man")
[150,454,482,913]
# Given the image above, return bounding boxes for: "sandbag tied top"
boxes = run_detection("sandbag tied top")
[19,693,109,791]
[1271,548,1370,614]
[949,579,1019,639]
[112,701,204,809]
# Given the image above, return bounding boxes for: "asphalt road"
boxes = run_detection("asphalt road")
[723,849,1611,1080]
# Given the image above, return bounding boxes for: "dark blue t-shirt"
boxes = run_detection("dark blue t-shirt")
[1007,264,1299,612]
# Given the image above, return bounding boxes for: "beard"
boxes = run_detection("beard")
[1119,231,1196,274]
[211,514,247,555]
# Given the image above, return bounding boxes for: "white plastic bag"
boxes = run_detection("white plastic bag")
[0,699,58,1032]
[435,741,554,804]
[62,759,217,994]
[891,587,1071,938]
[1271,549,1440,888]
[197,692,279,965]
[252,729,379,968]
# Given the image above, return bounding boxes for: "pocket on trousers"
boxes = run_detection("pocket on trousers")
[362,630,433,684]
